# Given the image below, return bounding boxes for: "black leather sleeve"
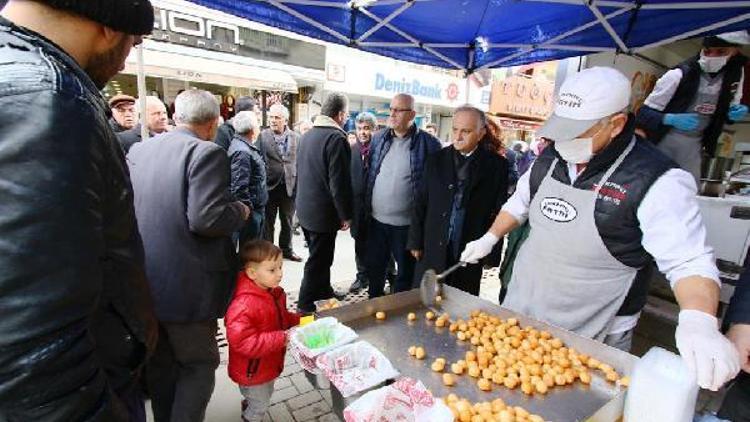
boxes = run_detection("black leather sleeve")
[0,89,118,418]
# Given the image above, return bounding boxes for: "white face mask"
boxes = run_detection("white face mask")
[554,138,593,164]
[699,53,729,73]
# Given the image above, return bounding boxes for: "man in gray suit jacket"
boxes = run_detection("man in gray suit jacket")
[128,90,249,422]
[257,103,302,261]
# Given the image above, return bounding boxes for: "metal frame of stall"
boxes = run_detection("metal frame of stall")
[234,0,750,71]
[135,0,750,138]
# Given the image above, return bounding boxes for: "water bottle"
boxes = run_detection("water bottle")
[624,347,698,422]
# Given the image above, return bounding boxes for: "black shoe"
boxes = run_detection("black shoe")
[348,277,369,293]
[283,252,303,262]
[386,273,397,285]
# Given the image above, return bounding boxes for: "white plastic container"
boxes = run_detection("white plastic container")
[624,347,698,422]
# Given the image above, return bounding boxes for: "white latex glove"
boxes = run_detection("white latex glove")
[675,309,741,391]
[459,232,499,264]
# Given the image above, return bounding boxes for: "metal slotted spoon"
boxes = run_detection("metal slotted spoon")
[419,261,466,307]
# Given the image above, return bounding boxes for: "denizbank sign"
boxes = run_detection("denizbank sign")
[374,73,442,100]
[325,45,466,107]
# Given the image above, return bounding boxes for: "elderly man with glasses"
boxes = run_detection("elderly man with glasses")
[363,93,441,298]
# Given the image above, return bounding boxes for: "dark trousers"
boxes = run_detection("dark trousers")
[237,208,265,249]
[446,241,484,296]
[445,263,483,296]
[264,185,294,254]
[298,229,337,312]
[146,320,220,422]
[354,235,368,282]
[718,371,750,421]
[117,385,146,422]
[367,218,415,298]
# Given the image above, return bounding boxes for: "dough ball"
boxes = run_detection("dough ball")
[442,373,455,386]
[426,311,436,321]
[408,346,416,356]
[535,380,548,395]
[407,312,417,321]
[415,346,426,360]
[451,363,464,375]
[503,376,519,389]
[579,370,591,385]
[468,366,481,378]
[521,381,534,395]
[375,311,386,320]
[477,378,491,391]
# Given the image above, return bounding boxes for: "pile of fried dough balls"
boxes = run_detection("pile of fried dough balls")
[406,310,630,421]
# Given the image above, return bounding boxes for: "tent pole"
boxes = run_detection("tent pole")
[521,0,631,7]
[265,0,351,43]
[357,7,464,68]
[357,0,414,42]
[640,1,750,9]
[587,2,629,52]
[136,44,148,142]
[464,77,470,104]
[478,6,631,69]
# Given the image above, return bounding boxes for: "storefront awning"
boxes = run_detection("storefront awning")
[123,47,298,92]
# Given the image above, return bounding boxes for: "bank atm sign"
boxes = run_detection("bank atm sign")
[374,73,459,102]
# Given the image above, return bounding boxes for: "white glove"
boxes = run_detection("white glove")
[460,232,499,264]
[675,309,741,391]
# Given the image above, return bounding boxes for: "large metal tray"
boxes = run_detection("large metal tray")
[318,286,638,422]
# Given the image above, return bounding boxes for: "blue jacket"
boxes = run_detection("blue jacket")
[364,124,441,218]
[228,135,268,210]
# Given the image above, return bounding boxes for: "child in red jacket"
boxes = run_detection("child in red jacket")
[226,240,301,422]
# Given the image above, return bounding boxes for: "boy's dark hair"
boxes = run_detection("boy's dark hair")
[240,240,282,267]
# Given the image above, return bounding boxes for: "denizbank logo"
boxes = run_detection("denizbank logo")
[374,73,443,100]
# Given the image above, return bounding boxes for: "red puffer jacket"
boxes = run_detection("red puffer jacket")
[226,272,301,386]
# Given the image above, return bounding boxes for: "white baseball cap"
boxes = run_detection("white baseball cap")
[537,67,630,142]
[717,30,750,46]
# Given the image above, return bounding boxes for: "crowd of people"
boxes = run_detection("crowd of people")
[1,1,750,422]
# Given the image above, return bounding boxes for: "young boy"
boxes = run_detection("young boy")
[226,240,301,422]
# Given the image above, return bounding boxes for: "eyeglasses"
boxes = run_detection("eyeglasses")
[389,108,413,114]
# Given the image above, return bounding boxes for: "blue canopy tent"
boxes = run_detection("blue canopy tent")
[185,0,750,73]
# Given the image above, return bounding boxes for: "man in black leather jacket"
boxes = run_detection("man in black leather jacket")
[0,1,156,421]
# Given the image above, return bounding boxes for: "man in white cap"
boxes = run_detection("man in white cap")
[461,66,740,392]
[637,30,749,183]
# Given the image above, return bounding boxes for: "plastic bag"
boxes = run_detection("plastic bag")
[343,377,453,422]
[315,341,399,398]
[290,317,357,359]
